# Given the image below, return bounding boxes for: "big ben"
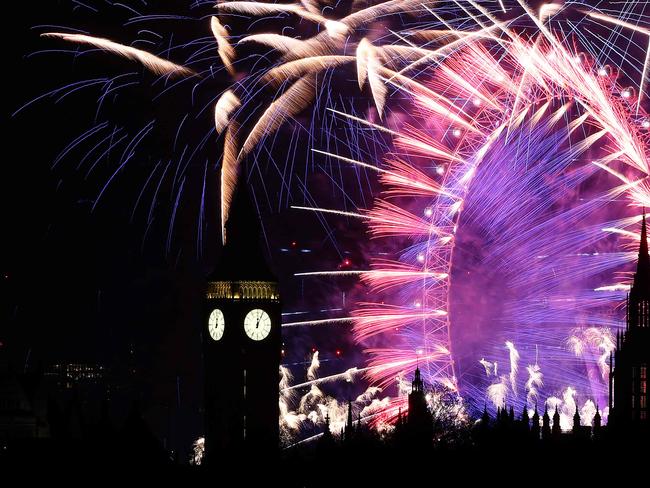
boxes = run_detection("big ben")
[203,182,281,460]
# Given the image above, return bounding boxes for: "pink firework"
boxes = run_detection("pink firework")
[341,6,649,416]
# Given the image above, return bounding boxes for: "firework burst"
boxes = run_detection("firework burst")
[292,1,649,422]
[22,1,650,439]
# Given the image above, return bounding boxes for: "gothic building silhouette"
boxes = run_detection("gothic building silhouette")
[393,367,434,446]
[609,213,650,426]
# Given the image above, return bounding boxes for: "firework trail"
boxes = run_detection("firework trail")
[307,350,320,381]
[525,364,543,406]
[40,33,196,78]
[479,358,495,377]
[505,341,520,396]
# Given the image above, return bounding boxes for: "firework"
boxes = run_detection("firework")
[293,2,648,422]
[190,437,204,466]
[39,0,470,240]
[28,1,650,440]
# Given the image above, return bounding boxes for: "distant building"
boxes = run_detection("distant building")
[0,365,47,439]
[0,358,111,442]
[44,362,106,391]
[476,400,603,445]
[395,367,433,446]
[609,214,650,426]
[408,367,432,433]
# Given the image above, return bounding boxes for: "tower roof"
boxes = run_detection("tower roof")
[633,211,650,293]
[411,366,424,392]
[208,182,275,282]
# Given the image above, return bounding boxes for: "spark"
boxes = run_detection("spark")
[282,367,362,391]
[584,11,650,37]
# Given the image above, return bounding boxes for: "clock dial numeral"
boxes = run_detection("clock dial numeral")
[208,309,225,341]
[244,309,272,341]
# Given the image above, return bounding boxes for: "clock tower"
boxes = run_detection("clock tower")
[203,182,281,460]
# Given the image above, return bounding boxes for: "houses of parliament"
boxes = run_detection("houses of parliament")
[1,189,648,475]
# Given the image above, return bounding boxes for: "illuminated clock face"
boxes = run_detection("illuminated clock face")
[208,309,225,341]
[243,309,272,341]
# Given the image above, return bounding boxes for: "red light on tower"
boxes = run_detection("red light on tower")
[335,349,342,357]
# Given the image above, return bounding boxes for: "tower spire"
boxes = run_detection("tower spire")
[412,365,423,392]
[572,404,581,435]
[346,400,353,432]
[209,181,275,281]
[629,210,650,329]
[637,210,649,275]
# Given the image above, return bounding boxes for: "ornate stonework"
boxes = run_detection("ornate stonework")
[206,280,279,301]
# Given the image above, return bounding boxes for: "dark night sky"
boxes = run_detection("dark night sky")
[3,2,214,450]
[5,2,206,372]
